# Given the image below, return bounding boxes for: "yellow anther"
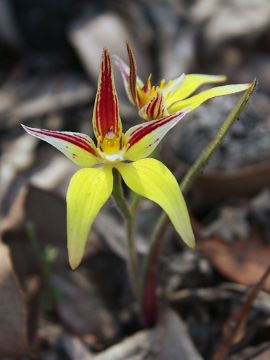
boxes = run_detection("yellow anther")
[159,79,165,90]
[139,74,158,107]
[147,74,152,89]
[139,91,152,107]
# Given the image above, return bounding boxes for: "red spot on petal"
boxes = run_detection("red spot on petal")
[127,41,138,105]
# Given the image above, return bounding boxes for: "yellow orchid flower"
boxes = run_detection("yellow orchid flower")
[114,42,251,121]
[22,49,195,270]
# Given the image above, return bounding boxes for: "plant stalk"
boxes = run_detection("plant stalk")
[141,80,256,326]
[112,169,140,298]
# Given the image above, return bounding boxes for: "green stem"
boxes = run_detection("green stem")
[112,169,140,297]
[141,80,256,325]
[131,193,141,215]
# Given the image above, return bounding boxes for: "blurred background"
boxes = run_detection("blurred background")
[0,0,270,359]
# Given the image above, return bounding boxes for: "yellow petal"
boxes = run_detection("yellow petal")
[116,159,195,248]
[67,166,113,269]
[168,83,251,113]
[166,74,227,104]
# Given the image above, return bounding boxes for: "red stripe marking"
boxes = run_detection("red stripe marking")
[127,41,137,105]
[146,92,165,120]
[157,96,162,118]
[28,128,97,155]
[127,112,181,149]
[95,49,120,138]
[70,133,97,151]
[147,95,158,119]
[52,132,91,151]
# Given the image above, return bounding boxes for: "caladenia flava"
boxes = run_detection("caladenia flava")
[22,49,195,297]
[114,41,252,121]
[22,42,256,327]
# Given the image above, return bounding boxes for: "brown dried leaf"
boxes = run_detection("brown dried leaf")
[0,240,32,356]
[195,218,270,290]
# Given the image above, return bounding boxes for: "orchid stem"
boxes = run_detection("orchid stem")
[131,193,141,215]
[112,169,140,298]
[141,80,256,325]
